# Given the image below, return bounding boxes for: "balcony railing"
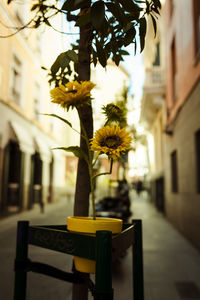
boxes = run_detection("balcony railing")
[141,66,165,127]
[144,66,164,88]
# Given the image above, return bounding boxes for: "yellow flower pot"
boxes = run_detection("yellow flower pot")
[67,216,122,273]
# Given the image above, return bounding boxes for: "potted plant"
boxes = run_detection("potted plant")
[5,0,161,298]
[48,80,132,273]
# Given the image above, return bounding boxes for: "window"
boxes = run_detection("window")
[153,43,160,66]
[171,150,178,193]
[11,55,22,105]
[33,82,41,121]
[195,129,200,193]
[193,0,200,60]
[171,37,178,102]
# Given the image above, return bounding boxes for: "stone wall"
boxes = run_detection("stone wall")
[165,79,200,250]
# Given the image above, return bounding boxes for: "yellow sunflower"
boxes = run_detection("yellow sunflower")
[90,126,132,159]
[50,81,95,110]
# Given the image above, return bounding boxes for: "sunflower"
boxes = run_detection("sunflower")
[102,103,123,123]
[90,126,132,159]
[50,81,95,110]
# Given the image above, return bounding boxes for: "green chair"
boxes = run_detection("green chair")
[14,220,144,300]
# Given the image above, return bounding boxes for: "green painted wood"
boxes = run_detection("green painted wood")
[95,230,113,300]
[132,219,144,300]
[39,225,67,230]
[14,221,29,300]
[28,226,96,259]
[13,221,144,300]
[122,223,131,230]
[112,224,134,260]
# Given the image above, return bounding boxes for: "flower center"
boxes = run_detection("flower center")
[100,135,122,149]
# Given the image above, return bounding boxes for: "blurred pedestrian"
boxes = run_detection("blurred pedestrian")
[136,180,143,195]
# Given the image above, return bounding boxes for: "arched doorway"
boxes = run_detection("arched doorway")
[1,140,24,214]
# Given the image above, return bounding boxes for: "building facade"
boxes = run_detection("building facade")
[140,9,166,211]
[140,0,200,251]
[0,0,68,216]
[163,0,200,250]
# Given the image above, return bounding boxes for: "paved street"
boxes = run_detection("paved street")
[0,197,74,300]
[0,192,200,300]
[131,191,200,300]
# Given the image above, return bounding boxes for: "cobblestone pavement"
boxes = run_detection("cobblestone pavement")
[0,192,200,300]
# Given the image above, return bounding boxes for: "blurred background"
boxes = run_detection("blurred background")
[0,0,200,299]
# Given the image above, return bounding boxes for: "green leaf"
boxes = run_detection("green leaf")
[117,0,142,13]
[123,22,133,33]
[139,17,147,36]
[60,56,70,72]
[119,49,129,55]
[74,0,89,8]
[129,11,140,21]
[43,114,72,128]
[76,10,91,26]
[61,0,75,11]
[92,47,98,66]
[66,49,78,63]
[74,0,85,5]
[105,2,124,24]
[113,54,122,66]
[62,0,88,11]
[54,146,89,163]
[50,50,78,75]
[139,17,147,52]
[100,18,109,35]
[91,1,105,29]
[51,53,65,75]
[96,39,107,67]
[153,0,161,9]
[123,27,136,46]
[150,14,157,37]
[151,4,160,15]
[50,54,62,75]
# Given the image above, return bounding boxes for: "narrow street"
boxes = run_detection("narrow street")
[131,191,200,300]
[0,192,200,300]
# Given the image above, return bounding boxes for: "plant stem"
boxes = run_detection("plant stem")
[93,158,113,180]
[90,170,96,220]
[92,153,99,167]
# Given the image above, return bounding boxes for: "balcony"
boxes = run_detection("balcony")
[143,66,165,93]
[140,66,165,128]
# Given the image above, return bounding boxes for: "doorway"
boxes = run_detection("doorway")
[29,152,43,212]
[1,141,24,214]
[155,177,165,213]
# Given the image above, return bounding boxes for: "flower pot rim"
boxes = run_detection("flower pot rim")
[67,216,122,234]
